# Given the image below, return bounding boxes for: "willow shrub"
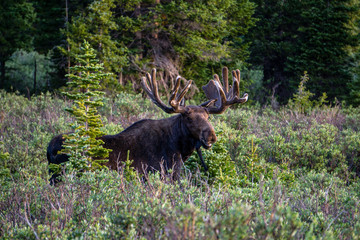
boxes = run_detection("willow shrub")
[1,89,360,238]
[2,167,360,239]
[0,91,71,180]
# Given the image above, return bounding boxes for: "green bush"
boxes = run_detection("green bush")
[0,91,71,179]
[5,50,56,94]
[2,168,359,239]
[185,122,246,188]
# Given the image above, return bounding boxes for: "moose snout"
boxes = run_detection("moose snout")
[201,131,217,149]
[209,133,217,145]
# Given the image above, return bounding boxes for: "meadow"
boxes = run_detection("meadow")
[1,90,360,239]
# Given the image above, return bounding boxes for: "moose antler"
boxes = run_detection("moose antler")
[202,67,248,114]
[141,68,192,114]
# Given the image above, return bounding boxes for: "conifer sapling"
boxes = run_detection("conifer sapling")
[61,40,112,173]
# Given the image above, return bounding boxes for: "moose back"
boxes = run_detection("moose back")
[47,67,248,182]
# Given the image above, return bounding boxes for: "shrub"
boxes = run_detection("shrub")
[343,129,360,177]
[1,79,360,239]
[185,122,244,188]
[288,71,328,114]
[5,50,56,95]
[0,91,71,179]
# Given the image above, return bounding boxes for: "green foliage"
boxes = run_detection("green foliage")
[5,50,55,94]
[186,123,244,188]
[288,71,328,114]
[0,90,71,180]
[262,123,348,176]
[60,41,111,173]
[60,0,128,93]
[286,0,359,101]
[186,120,295,188]
[154,0,256,63]
[122,152,138,182]
[0,0,36,88]
[60,0,255,96]
[151,0,256,90]
[1,167,360,239]
[288,71,314,112]
[2,0,360,109]
[1,88,360,238]
[349,60,360,106]
[248,0,360,103]
[0,141,10,182]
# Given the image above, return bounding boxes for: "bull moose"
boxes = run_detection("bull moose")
[47,67,248,182]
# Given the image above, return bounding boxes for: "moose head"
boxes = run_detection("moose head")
[139,66,248,170]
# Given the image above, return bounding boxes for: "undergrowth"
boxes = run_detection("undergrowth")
[1,90,360,239]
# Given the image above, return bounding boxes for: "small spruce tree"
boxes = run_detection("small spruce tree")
[61,40,111,173]
[288,71,328,114]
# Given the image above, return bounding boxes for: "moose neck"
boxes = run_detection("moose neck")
[168,114,197,159]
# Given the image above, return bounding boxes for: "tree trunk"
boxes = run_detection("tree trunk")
[65,0,70,76]
[152,0,160,39]
[33,57,37,94]
[0,58,5,89]
[118,72,123,85]
[134,4,142,59]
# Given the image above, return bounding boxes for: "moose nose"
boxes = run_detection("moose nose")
[200,131,217,149]
[210,134,217,144]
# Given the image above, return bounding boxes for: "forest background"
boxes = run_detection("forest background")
[1,0,360,239]
[1,0,360,106]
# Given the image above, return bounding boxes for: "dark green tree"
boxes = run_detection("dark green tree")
[32,0,63,54]
[140,0,257,88]
[349,60,360,106]
[247,0,301,103]
[0,0,35,89]
[347,0,360,106]
[61,0,128,92]
[61,41,111,172]
[287,0,360,102]
[60,0,256,97]
[248,0,359,104]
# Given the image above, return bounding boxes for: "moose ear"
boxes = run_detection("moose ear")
[181,107,193,116]
[202,80,222,108]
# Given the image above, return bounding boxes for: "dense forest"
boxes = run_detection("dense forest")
[1,0,360,239]
[1,0,359,105]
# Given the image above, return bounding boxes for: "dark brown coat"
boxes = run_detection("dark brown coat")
[47,106,216,182]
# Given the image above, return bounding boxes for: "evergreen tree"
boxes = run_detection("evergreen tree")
[61,41,111,172]
[144,0,256,87]
[247,0,301,103]
[248,0,359,104]
[60,0,256,97]
[32,0,63,54]
[349,61,360,106]
[61,0,128,92]
[287,0,359,101]
[0,0,35,89]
